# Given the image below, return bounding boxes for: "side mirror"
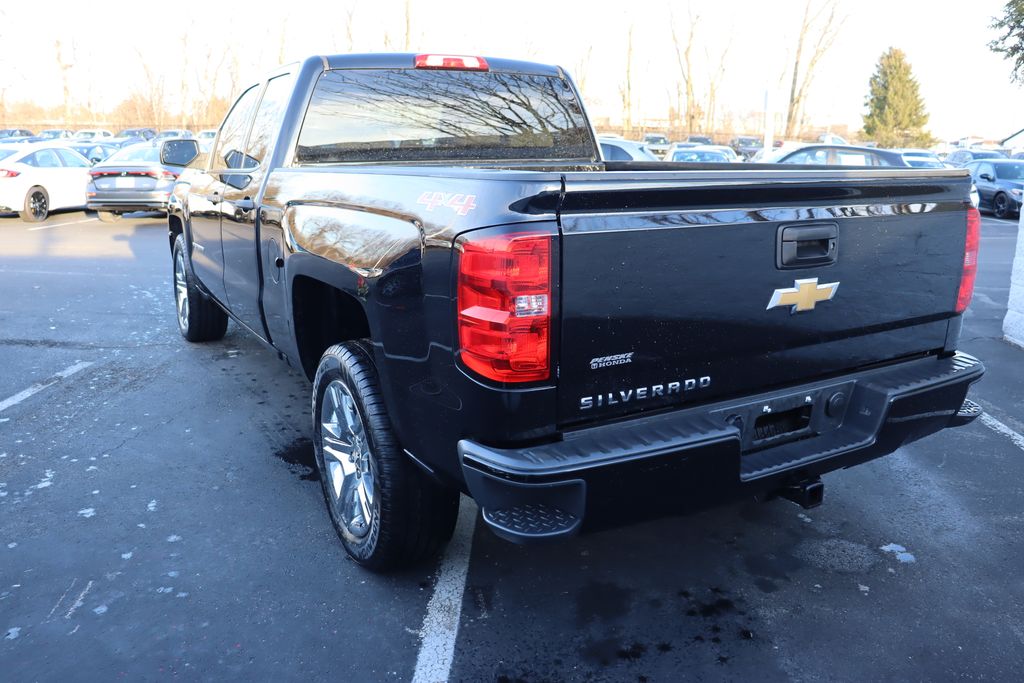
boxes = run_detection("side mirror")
[90,157,102,165]
[979,172,994,182]
[161,139,200,167]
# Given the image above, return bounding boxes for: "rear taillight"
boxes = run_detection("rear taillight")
[956,206,981,314]
[415,54,489,71]
[0,169,19,178]
[457,231,552,382]
[159,170,178,181]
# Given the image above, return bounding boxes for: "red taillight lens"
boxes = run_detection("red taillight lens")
[160,170,179,181]
[956,206,981,314]
[0,169,20,178]
[457,231,552,382]
[415,54,489,71]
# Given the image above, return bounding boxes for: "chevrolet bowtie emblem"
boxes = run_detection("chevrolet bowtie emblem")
[767,278,840,313]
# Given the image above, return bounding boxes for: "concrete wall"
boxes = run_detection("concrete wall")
[1004,212,1024,348]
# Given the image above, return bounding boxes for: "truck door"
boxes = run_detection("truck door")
[189,84,261,305]
[220,74,294,341]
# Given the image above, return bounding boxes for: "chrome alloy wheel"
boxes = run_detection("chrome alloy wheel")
[174,248,189,331]
[320,380,378,539]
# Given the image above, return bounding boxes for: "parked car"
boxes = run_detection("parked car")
[197,129,217,141]
[729,136,762,159]
[640,133,670,158]
[68,141,121,165]
[75,129,114,140]
[899,149,945,169]
[116,128,157,141]
[699,144,740,162]
[0,143,91,221]
[599,138,658,161]
[669,146,733,162]
[155,129,194,140]
[0,128,33,139]
[817,133,849,145]
[965,159,1024,218]
[36,129,75,140]
[767,144,909,167]
[167,53,983,571]
[686,135,713,145]
[945,148,1007,167]
[85,140,185,222]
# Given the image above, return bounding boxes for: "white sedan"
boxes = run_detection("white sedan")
[0,143,92,222]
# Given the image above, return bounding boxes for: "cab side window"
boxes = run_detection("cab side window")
[244,75,293,169]
[214,85,261,171]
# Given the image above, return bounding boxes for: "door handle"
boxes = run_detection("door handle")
[209,191,221,205]
[234,198,255,212]
[777,223,838,269]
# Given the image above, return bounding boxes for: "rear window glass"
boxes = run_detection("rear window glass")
[107,145,160,163]
[296,68,594,163]
[0,149,15,162]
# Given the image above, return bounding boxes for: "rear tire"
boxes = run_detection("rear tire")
[994,192,1012,219]
[97,211,121,223]
[312,342,459,571]
[172,233,228,342]
[19,187,49,222]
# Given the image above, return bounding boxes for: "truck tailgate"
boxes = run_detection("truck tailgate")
[556,170,972,426]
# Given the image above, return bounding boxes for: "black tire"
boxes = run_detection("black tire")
[993,192,1012,219]
[97,211,121,223]
[312,341,459,571]
[19,187,49,222]
[172,233,228,342]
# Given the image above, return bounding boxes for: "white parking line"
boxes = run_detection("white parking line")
[412,498,476,683]
[26,217,97,232]
[0,361,94,413]
[979,412,1024,453]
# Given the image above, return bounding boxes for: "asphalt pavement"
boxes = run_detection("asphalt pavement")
[1,210,1023,682]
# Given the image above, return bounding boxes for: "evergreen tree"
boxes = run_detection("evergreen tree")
[990,0,1024,83]
[862,48,934,148]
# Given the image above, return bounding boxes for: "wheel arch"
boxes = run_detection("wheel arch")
[291,274,372,381]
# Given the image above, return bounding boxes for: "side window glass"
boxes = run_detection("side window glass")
[214,85,261,170]
[29,149,62,168]
[244,74,293,169]
[56,149,89,167]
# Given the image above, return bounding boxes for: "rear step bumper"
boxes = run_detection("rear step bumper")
[459,352,984,543]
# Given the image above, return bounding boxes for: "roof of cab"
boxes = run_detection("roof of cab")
[311,53,563,77]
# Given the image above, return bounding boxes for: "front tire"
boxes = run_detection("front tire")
[993,192,1012,219]
[19,187,49,222]
[172,233,228,342]
[312,342,459,571]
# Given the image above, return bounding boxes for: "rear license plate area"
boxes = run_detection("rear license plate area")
[752,405,812,444]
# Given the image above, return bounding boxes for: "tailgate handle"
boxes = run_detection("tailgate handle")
[777,223,838,269]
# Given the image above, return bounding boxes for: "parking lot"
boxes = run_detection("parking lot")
[2,210,1024,681]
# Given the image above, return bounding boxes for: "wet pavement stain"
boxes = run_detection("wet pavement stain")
[273,438,319,481]
[575,580,632,626]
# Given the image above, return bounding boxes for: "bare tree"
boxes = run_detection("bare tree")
[704,42,730,134]
[344,6,356,52]
[619,24,635,134]
[573,46,593,94]
[670,7,700,134]
[55,39,76,125]
[137,47,167,129]
[403,0,412,51]
[784,0,843,138]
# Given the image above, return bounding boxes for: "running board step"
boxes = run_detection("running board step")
[482,503,581,543]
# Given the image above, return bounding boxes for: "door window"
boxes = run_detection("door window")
[244,75,293,169]
[24,149,62,167]
[978,163,996,180]
[214,85,261,171]
[56,149,89,167]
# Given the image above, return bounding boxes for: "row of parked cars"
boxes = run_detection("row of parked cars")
[0,135,200,222]
[599,135,1023,219]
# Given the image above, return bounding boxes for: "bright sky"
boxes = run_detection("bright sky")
[1,0,1020,141]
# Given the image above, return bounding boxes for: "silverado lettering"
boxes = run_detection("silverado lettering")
[165,52,984,572]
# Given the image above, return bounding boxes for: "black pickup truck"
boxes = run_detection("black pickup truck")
[165,53,984,570]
